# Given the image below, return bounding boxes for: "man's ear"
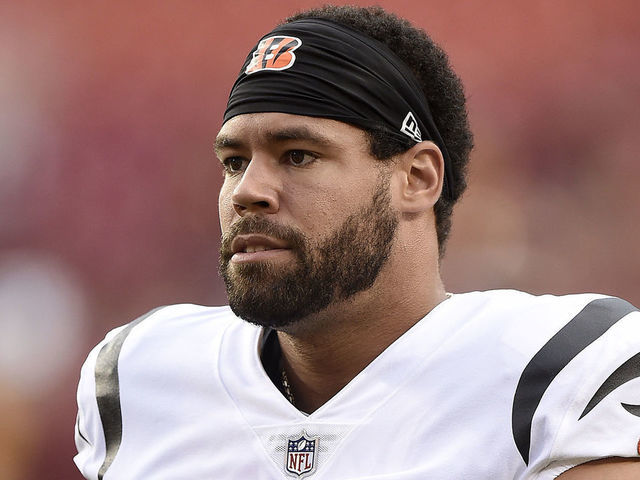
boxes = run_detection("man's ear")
[395,141,444,214]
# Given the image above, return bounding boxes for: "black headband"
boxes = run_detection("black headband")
[224,18,454,199]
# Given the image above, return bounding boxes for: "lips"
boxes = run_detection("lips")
[231,234,289,255]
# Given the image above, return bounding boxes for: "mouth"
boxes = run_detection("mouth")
[230,234,291,263]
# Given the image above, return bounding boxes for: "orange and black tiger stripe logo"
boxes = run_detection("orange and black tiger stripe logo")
[245,36,302,75]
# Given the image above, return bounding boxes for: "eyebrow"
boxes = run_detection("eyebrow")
[214,126,336,156]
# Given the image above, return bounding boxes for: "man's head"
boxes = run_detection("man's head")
[216,6,472,328]
[226,5,472,255]
[217,113,399,329]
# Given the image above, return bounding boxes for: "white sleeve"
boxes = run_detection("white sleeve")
[528,306,640,479]
[73,325,127,480]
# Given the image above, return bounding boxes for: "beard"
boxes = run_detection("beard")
[219,177,398,329]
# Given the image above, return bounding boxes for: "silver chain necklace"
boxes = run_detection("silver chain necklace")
[280,368,296,405]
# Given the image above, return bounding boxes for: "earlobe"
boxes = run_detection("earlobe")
[397,141,444,214]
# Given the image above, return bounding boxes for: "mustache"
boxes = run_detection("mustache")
[220,216,307,261]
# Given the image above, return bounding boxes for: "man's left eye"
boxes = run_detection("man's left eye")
[286,150,317,166]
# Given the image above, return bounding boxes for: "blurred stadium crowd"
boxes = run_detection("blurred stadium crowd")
[1,1,638,478]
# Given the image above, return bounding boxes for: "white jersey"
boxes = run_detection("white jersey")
[74,290,640,479]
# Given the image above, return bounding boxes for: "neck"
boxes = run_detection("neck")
[276,276,447,413]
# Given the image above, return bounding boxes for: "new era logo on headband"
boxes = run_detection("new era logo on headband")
[246,36,302,75]
[401,112,422,142]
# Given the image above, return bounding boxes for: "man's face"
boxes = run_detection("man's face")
[216,113,398,329]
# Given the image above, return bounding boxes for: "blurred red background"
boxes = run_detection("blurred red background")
[1,1,638,478]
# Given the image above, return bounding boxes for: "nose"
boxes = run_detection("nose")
[230,157,280,216]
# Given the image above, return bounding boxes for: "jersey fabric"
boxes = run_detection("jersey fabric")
[74,290,640,479]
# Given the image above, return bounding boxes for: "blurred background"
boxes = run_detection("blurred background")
[1,0,638,478]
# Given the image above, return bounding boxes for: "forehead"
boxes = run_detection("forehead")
[215,112,370,154]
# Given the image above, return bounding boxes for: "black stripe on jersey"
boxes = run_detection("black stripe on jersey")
[94,307,163,480]
[76,413,90,446]
[623,403,640,416]
[511,297,638,465]
[580,351,640,419]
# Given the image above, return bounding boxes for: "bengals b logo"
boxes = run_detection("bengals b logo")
[246,36,302,75]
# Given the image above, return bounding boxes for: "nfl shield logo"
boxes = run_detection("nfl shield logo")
[285,432,318,478]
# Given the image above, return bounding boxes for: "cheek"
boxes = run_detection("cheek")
[218,183,235,231]
[287,187,350,237]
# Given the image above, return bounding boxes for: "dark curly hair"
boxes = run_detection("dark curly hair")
[284,6,473,257]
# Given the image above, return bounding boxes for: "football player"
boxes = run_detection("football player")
[75,6,640,479]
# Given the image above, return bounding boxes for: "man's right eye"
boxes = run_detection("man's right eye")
[222,157,247,173]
